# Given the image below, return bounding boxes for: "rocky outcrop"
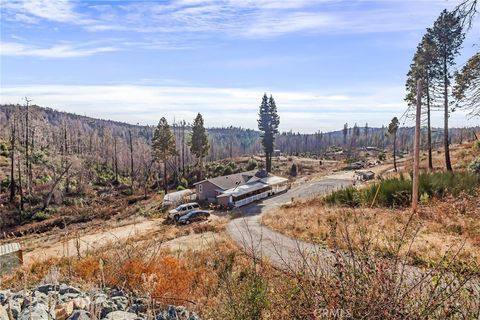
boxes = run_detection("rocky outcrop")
[0,284,199,320]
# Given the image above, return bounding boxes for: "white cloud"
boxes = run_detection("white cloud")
[1,84,476,132]
[0,41,119,58]
[1,0,462,38]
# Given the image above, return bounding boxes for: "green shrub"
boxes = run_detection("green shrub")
[246,158,257,171]
[223,166,234,176]
[474,140,480,150]
[0,143,8,157]
[378,152,386,161]
[469,157,480,174]
[33,210,50,221]
[290,163,298,177]
[178,177,189,189]
[326,171,480,208]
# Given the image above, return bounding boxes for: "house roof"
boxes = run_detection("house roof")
[194,170,257,190]
[218,181,269,198]
[0,242,21,256]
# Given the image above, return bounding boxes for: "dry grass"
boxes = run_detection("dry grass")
[262,192,480,269]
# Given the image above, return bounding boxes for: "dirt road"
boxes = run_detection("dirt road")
[24,218,163,263]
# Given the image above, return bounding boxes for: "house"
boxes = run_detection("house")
[194,170,258,202]
[0,242,23,275]
[194,169,289,208]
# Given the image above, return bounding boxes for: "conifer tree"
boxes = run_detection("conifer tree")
[258,94,280,172]
[152,117,177,194]
[430,9,465,171]
[405,31,439,170]
[388,117,400,172]
[454,52,479,117]
[190,113,209,181]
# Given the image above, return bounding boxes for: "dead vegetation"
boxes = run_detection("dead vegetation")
[263,190,480,270]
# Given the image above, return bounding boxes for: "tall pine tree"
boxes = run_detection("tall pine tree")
[405,31,440,170]
[454,52,479,117]
[431,9,465,171]
[388,117,400,172]
[190,113,209,181]
[258,94,280,172]
[152,117,177,194]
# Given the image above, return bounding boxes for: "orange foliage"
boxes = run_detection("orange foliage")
[103,256,195,302]
[73,257,100,281]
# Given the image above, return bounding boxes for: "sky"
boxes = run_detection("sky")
[0,0,479,133]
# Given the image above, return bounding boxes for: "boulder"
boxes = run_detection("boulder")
[67,310,91,320]
[19,301,54,320]
[0,304,8,319]
[59,285,82,296]
[72,297,91,310]
[111,296,129,311]
[35,284,58,295]
[55,301,74,320]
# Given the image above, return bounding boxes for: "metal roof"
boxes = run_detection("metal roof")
[217,181,268,198]
[0,242,21,256]
[194,170,257,190]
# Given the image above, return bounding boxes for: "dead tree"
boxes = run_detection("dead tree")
[42,163,72,211]
[9,110,16,203]
[24,97,32,193]
[129,130,134,194]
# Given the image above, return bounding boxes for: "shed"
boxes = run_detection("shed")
[162,189,196,208]
[356,171,375,181]
[0,242,23,275]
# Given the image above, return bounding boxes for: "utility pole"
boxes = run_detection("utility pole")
[412,80,422,213]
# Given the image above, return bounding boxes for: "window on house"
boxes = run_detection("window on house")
[199,184,203,193]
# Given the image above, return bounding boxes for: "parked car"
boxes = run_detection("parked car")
[177,210,210,225]
[168,202,200,221]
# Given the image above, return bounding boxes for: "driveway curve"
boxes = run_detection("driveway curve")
[227,172,355,269]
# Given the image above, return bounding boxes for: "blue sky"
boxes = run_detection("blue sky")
[0,0,479,132]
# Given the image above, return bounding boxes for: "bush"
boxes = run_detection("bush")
[32,210,50,221]
[290,163,298,177]
[469,157,480,174]
[223,166,234,175]
[474,140,480,150]
[0,143,8,157]
[326,171,480,208]
[378,152,386,161]
[178,177,189,189]
[246,158,257,171]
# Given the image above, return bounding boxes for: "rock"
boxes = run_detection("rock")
[6,300,21,318]
[59,284,82,296]
[111,296,129,311]
[67,310,91,320]
[104,310,140,320]
[93,294,116,319]
[60,293,83,303]
[0,290,10,304]
[35,284,58,295]
[72,297,90,310]
[55,301,74,320]
[0,304,8,320]
[128,303,147,314]
[156,306,200,320]
[19,301,54,320]
[110,289,125,297]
